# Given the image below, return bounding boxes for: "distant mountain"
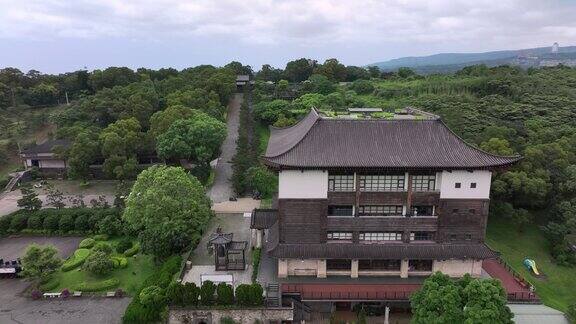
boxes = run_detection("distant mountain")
[369,45,576,74]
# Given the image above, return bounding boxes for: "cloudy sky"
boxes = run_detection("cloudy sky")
[0,0,575,73]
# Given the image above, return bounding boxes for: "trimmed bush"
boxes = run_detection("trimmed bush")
[61,289,71,298]
[235,283,264,306]
[62,248,91,271]
[116,238,133,254]
[216,282,234,305]
[43,214,60,231]
[31,289,42,300]
[82,251,114,275]
[10,212,29,232]
[92,233,109,241]
[200,280,216,305]
[74,214,90,231]
[235,284,251,306]
[92,242,113,255]
[27,214,44,230]
[111,256,128,268]
[139,285,165,308]
[58,214,75,232]
[183,282,199,305]
[123,243,140,257]
[79,238,95,249]
[75,278,120,292]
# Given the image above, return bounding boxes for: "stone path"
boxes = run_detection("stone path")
[207,93,242,203]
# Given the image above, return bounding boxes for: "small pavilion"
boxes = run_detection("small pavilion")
[208,229,247,271]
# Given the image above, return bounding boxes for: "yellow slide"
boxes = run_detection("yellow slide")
[530,263,540,275]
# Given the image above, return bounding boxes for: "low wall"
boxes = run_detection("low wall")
[169,307,293,324]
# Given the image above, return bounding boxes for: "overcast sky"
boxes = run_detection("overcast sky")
[0,0,575,74]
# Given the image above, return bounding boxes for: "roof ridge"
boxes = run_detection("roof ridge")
[264,108,320,158]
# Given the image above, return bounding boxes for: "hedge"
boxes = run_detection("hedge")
[62,248,91,272]
[79,238,95,249]
[111,256,128,268]
[123,243,140,257]
[251,248,261,283]
[0,208,123,236]
[75,278,120,292]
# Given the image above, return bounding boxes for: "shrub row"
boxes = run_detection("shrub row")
[122,255,182,324]
[75,278,120,292]
[251,248,261,283]
[0,208,124,236]
[111,256,128,268]
[166,281,264,307]
[123,243,140,257]
[62,248,91,272]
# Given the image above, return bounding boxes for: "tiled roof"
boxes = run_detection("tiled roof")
[21,139,71,155]
[267,242,498,260]
[263,109,521,169]
[250,209,278,229]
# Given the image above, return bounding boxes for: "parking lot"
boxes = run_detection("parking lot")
[0,236,130,324]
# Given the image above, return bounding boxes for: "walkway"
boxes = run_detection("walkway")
[482,259,538,301]
[207,93,242,203]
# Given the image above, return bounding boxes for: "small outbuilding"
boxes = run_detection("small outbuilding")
[208,229,247,271]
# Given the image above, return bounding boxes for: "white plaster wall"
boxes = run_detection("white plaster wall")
[433,260,482,277]
[39,159,66,168]
[440,170,491,199]
[278,170,328,199]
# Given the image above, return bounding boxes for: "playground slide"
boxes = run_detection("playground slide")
[523,258,540,275]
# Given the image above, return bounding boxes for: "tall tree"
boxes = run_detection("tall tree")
[68,131,100,181]
[123,165,212,258]
[21,244,62,280]
[284,58,315,82]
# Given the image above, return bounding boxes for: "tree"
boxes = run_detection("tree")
[256,64,283,82]
[165,88,225,120]
[100,117,143,158]
[345,66,370,82]
[253,100,292,125]
[350,79,375,95]
[68,131,100,181]
[307,74,336,95]
[216,282,234,305]
[200,280,216,305]
[411,272,513,324]
[480,138,515,156]
[149,105,197,137]
[82,251,114,275]
[156,113,226,163]
[397,67,416,78]
[284,58,315,82]
[17,186,42,211]
[246,166,277,198]
[123,166,212,258]
[45,183,65,209]
[21,244,62,280]
[315,58,347,82]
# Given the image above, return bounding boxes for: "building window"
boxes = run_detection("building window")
[469,209,476,214]
[412,175,436,191]
[455,182,461,188]
[359,174,405,192]
[465,234,472,240]
[328,174,355,192]
[411,205,434,216]
[328,205,354,217]
[410,232,435,241]
[327,259,351,271]
[409,260,433,272]
[358,205,403,217]
[359,232,402,242]
[470,182,477,188]
[450,234,457,241]
[359,259,401,271]
[452,208,459,213]
[327,232,353,241]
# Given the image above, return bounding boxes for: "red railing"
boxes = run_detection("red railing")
[282,284,419,301]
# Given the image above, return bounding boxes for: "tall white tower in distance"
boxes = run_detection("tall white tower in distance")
[552,42,559,53]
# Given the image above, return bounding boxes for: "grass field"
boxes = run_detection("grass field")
[45,238,157,296]
[486,216,576,312]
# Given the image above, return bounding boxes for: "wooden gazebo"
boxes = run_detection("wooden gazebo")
[208,229,247,271]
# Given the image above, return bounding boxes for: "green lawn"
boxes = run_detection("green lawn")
[45,238,157,296]
[486,217,576,312]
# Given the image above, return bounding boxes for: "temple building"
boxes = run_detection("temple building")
[251,108,522,316]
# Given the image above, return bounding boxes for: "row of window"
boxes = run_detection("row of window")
[327,231,435,242]
[328,174,437,192]
[455,182,477,189]
[328,205,435,217]
[326,259,433,271]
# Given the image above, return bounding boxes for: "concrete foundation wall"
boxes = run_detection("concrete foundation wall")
[169,307,293,324]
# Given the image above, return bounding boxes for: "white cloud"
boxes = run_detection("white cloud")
[0,0,574,53]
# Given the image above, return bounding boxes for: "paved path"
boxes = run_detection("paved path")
[207,94,242,203]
